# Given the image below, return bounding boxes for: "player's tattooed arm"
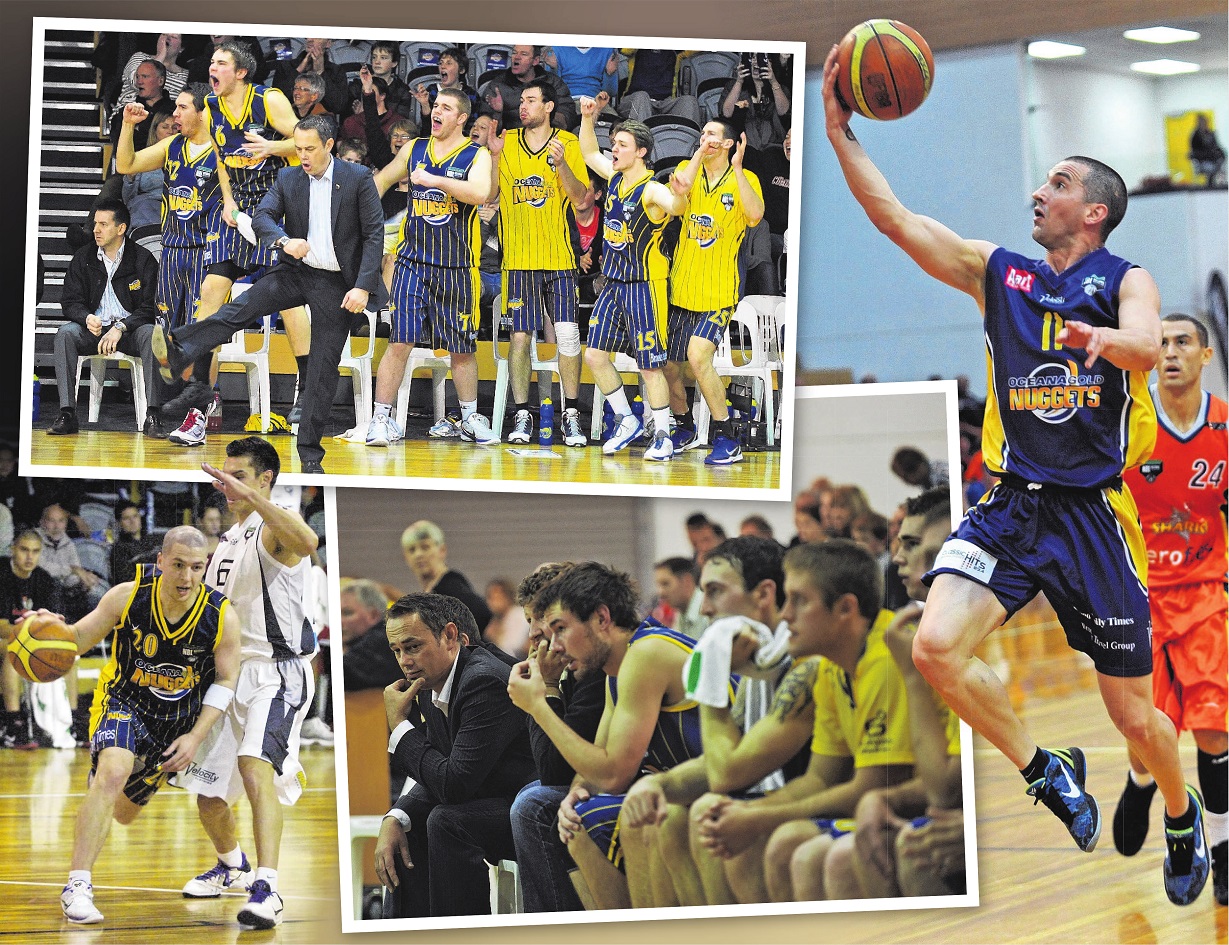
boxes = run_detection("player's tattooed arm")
[773,657,819,724]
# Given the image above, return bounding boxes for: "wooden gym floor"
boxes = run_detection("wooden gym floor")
[0,744,341,944]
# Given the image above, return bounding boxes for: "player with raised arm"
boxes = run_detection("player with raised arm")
[176,437,320,929]
[822,43,1208,905]
[366,89,494,446]
[576,96,686,461]
[60,526,240,925]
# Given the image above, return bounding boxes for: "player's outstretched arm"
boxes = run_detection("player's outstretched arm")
[1055,266,1162,370]
[577,97,614,182]
[69,582,135,654]
[201,462,318,565]
[821,45,992,305]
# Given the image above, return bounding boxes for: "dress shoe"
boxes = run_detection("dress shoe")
[48,409,78,435]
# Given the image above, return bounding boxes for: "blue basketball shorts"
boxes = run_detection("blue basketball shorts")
[666,304,733,362]
[157,244,209,329]
[389,258,480,353]
[502,270,578,332]
[575,792,628,871]
[924,477,1152,677]
[89,695,179,806]
[588,278,668,370]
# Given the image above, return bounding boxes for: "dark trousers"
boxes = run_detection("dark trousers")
[384,786,517,918]
[172,262,352,464]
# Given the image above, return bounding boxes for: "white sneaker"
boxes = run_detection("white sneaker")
[460,413,500,445]
[561,408,587,447]
[364,412,402,447]
[506,409,533,444]
[300,717,334,746]
[183,855,253,898]
[602,413,644,455]
[644,430,675,462]
[168,408,207,446]
[428,415,462,438]
[61,880,103,924]
[237,880,284,929]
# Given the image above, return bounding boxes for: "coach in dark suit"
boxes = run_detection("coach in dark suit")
[373,593,534,918]
[153,113,383,472]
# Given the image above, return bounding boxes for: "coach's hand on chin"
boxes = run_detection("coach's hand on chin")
[384,676,424,731]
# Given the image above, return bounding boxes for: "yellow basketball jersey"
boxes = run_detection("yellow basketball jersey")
[498,128,589,271]
[669,160,762,311]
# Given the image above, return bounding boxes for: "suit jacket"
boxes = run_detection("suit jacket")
[391,644,535,807]
[60,237,159,331]
[252,156,384,295]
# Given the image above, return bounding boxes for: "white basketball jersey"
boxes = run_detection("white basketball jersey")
[207,509,316,660]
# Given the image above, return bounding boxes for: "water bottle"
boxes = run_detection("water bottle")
[602,401,614,439]
[32,375,40,422]
[539,398,554,447]
[631,394,645,438]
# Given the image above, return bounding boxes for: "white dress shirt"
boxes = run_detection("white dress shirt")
[303,157,340,272]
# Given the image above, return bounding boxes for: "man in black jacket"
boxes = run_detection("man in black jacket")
[373,593,534,917]
[481,44,577,132]
[49,200,160,435]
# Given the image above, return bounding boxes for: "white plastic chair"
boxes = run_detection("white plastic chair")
[76,351,146,427]
[490,296,566,439]
[394,346,451,433]
[486,858,523,914]
[693,295,782,446]
[215,282,272,434]
[337,308,378,432]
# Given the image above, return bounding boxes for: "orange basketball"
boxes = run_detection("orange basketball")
[835,19,934,120]
[7,612,77,683]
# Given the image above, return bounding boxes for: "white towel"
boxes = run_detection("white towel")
[30,679,76,750]
[234,211,258,246]
[683,615,774,708]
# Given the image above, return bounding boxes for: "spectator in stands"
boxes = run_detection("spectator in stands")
[481,44,576,132]
[890,446,949,490]
[791,491,825,546]
[721,52,789,151]
[35,503,106,621]
[654,556,708,639]
[1189,114,1225,187]
[291,72,331,120]
[337,137,368,166]
[196,503,224,559]
[484,577,530,659]
[470,111,503,315]
[346,69,400,143]
[116,33,189,109]
[739,514,775,540]
[616,49,700,125]
[852,511,891,569]
[0,505,11,559]
[409,47,478,136]
[341,579,403,691]
[573,177,604,307]
[544,45,617,103]
[121,108,175,233]
[108,502,156,586]
[374,593,535,917]
[401,520,492,631]
[825,484,871,540]
[48,199,160,437]
[747,126,790,285]
[272,38,352,117]
[0,529,64,749]
[685,513,727,564]
[364,40,414,118]
[109,59,172,160]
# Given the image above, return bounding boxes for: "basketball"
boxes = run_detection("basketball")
[835,19,934,120]
[7,612,77,683]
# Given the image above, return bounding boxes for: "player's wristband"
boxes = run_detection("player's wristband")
[202,684,234,711]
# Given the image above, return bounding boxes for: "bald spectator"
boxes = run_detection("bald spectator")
[400,521,492,631]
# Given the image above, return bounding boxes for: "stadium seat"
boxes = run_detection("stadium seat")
[679,51,739,97]
[645,115,700,166]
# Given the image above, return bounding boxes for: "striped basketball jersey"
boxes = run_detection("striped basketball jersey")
[89,565,228,734]
[980,247,1156,487]
[498,128,588,270]
[607,618,733,772]
[398,137,484,269]
[161,135,219,249]
[204,84,295,209]
[601,170,669,283]
[1125,388,1227,588]
[669,160,762,310]
[207,510,315,661]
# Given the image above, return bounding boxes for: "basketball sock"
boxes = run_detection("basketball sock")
[1199,749,1228,846]
[651,407,670,436]
[219,845,245,869]
[711,417,733,440]
[255,867,278,891]
[561,395,576,413]
[295,354,309,380]
[1130,767,1156,788]
[673,411,692,431]
[373,402,391,420]
[460,400,477,421]
[1165,797,1197,830]
[1021,747,1049,783]
[513,398,529,409]
[69,870,90,885]
[605,386,630,417]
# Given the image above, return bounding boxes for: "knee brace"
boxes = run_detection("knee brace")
[555,321,581,357]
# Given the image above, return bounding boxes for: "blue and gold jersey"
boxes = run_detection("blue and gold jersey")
[204,84,295,210]
[601,170,669,283]
[498,128,588,271]
[161,135,219,249]
[89,565,228,735]
[398,137,484,269]
[980,247,1156,488]
[607,618,734,772]
[669,160,761,311]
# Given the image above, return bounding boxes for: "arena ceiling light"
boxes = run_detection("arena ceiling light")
[1123,27,1201,44]
[1027,41,1087,59]
[1130,58,1201,75]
